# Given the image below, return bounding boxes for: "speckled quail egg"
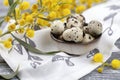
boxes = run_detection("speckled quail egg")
[84,20,102,37]
[70,27,83,42]
[51,20,65,35]
[66,18,83,29]
[83,26,89,33]
[82,33,95,43]
[72,14,85,23]
[67,14,85,28]
[62,29,72,41]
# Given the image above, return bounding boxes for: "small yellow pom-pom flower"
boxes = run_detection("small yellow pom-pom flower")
[80,0,86,4]
[37,18,50,27]
[87,4,92,8]
[7,37,13,42]
[61,4,72,10]
[19,1,30,10]
[4,16,10,22]
[19,19,25,26]
[22,12,29,19]
[75,5,86,13]
[8,24,16,31]
[26,29,35,38]
[62,8,71,16]
[47,11,57,20]
[87,0,93,8]
[31,4,38,12]
[3,40,12,49]
[17,28,25,34]
[111,59,120,69]
[93,53,103,62]
[54,5,60,11]
[3,0,9,6]
[97,67,104,73]
[26,15,34,23]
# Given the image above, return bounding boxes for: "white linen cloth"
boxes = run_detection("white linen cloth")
[1,0,120,80]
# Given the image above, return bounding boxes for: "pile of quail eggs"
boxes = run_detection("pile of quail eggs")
[50,14,102,43]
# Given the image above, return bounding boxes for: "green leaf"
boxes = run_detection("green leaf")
[0,20,4,27]
[45,51,62,54]
[0,65,19,79]
[8,0,14,6]
[7,0,19,16]
[11,33,61,55]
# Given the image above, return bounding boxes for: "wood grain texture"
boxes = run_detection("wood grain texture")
[0,0,120,80]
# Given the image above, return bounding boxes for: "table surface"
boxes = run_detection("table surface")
[0,1,120,80]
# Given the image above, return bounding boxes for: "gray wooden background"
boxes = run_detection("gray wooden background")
[0,0,120,80]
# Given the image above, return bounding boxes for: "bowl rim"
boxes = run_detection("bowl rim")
[50,32,102,45]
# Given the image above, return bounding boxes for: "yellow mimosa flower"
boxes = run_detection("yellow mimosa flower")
[94,0,102,3]
[4,16,10,22]
[111,59,120,69]
[60,4,72,10]
[19,1,30,10]
[87,0,93,8]
[7,37,13,42]
[37,18,50,27]
[22,12,29,19]
[3,0,9,6]
[26,15,34,23]
[3,40,12,49]
[97,67,104,73]
[93,53,103,63]
[19,19,25,26]
[47,11,57,20]
[31,4,38,12]
[80,0,86,4]
[75,5,86,13]
[62,8,71,16]
[18,28,25,34]
[26,29,35,38]
[8,24,16,31]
